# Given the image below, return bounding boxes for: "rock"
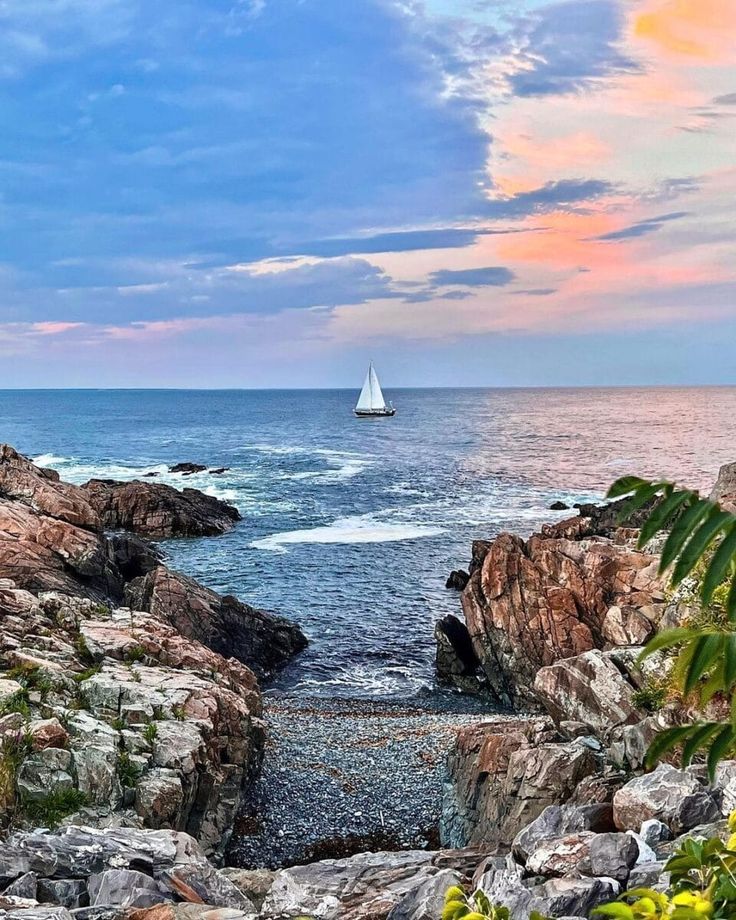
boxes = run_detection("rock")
[627,862,668,890]
[448,498,664,705]
[613,764,720,833]
[17,748,74,802]
[534,650,642,735]
[639,819,672,847]
[513,804,614,863]
[36,879,88,909]
[160,865,255,911]
[81,479,240,539]
[260,850,462,920]
[88,869,170,909]
[125,566,307,678]
[168,464,207,475]
[588,833,639,883]
[209,469,229,476]
[550,502,569,511]
[387,869,462,920]
[29,719,70,752]
[218,869,274,911]
[135,771,184,829]
[445,571,469,591]
[434,616,483,693]
[0,446,99,531]
[526,833,595,877]
[710,462,736,513]
[4,873,38,899]
[602,606,655,647]
[441,719,599,849]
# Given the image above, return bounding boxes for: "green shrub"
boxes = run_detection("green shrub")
[6,664,53,699]
[442,887,550,920]
[0,730,33,818]
[0,690,31,718]
[142,723,158,743]
[124,645,146,664]
[632,679,668,713]
[74,635,96,665]
[72,664,101,683]
[116,751,140,788]
[22,788,88,829]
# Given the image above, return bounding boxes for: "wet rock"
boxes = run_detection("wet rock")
[434,616,483,693]
[81,479,240,539]
[168,464,207,475]
[445,571,469,591]
[550,502,570,511]
[588,833,639,884]
[125,566,307,679]
[209,469,229,476]
[613,764,719,833]
[534,650,642,736]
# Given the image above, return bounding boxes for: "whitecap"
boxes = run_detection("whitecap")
[251,514,444,551]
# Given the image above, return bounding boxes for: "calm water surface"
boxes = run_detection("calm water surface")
[1,387,734,700]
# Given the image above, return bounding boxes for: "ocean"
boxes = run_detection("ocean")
[2,386,734,702]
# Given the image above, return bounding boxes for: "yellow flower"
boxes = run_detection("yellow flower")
[728,832,736,851]
[728,809,736,832]
[672,892,698,907]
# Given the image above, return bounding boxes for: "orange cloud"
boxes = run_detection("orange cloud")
[31,322,85,336]
[633,0,736,61]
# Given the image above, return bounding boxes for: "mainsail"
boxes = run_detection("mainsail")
[355,363,387,411]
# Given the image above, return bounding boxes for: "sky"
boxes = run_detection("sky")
[0,0,734,387]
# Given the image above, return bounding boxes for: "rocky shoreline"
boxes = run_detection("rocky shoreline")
[2,442,736,920]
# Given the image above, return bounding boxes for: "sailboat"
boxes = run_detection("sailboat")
[354,363,396,417]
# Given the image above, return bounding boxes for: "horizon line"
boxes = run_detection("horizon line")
[0,383,734,393]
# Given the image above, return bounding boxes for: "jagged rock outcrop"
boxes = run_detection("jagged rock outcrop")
[439,497,666,707]
[711,462,736,513]
[81,479,241,539]
[125,567,307,680]
[0,587,263,858]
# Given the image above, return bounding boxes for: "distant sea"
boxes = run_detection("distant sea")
[2,387,734,701]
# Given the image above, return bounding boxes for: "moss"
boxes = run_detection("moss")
[172,705,186,721]
[22,788,88,829]
[72,664,102,683]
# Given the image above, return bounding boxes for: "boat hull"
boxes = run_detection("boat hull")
[354,408,396,417]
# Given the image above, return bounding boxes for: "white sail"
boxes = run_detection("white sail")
[355,363,387,411]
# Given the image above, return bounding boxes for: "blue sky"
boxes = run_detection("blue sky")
[0,0,734,386]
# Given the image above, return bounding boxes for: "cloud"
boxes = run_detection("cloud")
[428,266,516,286]
[592,210,689,241]
[508,0,638,97]
[714,93,736,105]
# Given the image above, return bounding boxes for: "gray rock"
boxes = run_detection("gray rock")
[17,749,74,802]
[5,909,74,920]
[513,804,614,863]
[219,869,274,912]
[88,869,170,909]
[526,834,595,877]
[628,862,669,890]
[640,819,672,847]
[161,865,256,911]
[387,869,462,920]
[4,873,38,899]
[534,650,642,736]
[628,831,657,865]
[37,879,88,910]
[588,833,639,884]
[613,764,717,833]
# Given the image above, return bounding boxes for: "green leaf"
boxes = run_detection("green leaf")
[645,724,700,769]
[660,498,713,572]
[607,476,650,499]
[728,575,736,624]
[681,721,722,766]
[592,904,635,920]
[618,483,667,524]
[683,633,722,695]
[707,723,736,781]
[723,634,736,690]
[639,627,699,659]
[637,488,695,549]
[700,657,726,705]
[672,509,733,586]
[701,523,736,608]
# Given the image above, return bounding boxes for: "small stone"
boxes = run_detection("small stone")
[639,819,672,847]
[588,833,639,883]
